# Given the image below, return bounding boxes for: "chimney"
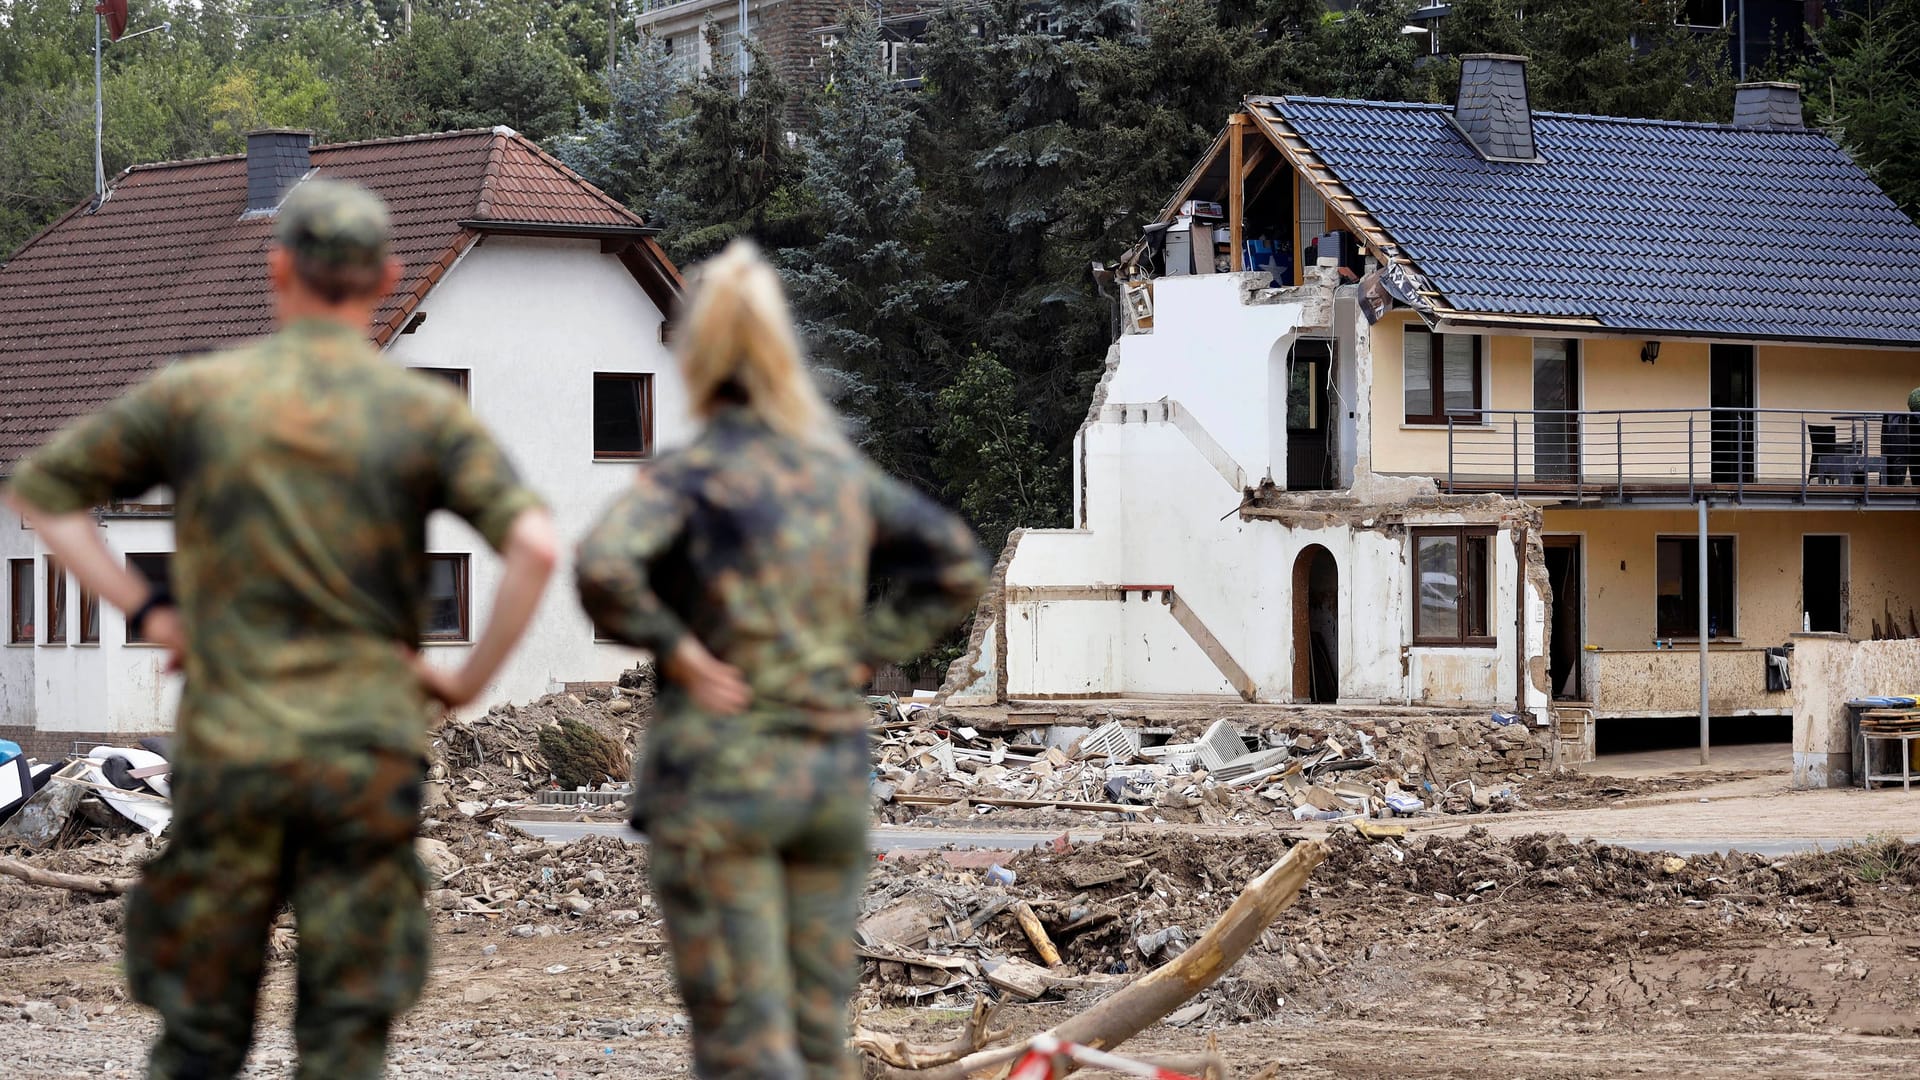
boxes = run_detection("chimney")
[1732,82,1804,130]
[1452,54,1536,162]
[244,129,312,215]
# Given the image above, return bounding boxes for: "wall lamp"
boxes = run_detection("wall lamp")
[1640,341,1661,365]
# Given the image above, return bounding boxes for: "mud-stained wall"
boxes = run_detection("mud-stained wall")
[1792,634,1920,787]
[1586,648,1786,718]
[1542,507,1920,652]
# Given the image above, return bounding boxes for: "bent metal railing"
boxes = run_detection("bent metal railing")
[1443,408,1920,503]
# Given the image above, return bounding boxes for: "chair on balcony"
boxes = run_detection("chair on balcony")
[1884,413,1919,486]
[1808,424,1859,484]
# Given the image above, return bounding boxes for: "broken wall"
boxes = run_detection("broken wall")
[1791,633,1920,787]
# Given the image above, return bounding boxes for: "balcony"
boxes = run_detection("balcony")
[1439,408,1920,505]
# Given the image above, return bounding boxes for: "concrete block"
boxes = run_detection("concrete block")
[1426,727,1459,749]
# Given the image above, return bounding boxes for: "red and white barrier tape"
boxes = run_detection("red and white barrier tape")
[1006,1033,1205,1080]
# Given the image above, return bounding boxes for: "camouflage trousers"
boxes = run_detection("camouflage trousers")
[126,749,429,1080]
[637,714,870,1080]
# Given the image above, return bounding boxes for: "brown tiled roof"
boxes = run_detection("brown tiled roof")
[0,127,680,472]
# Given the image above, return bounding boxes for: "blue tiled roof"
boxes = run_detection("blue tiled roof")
[1272,97,1920,346]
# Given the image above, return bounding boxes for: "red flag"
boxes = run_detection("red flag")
[94,0,128,41]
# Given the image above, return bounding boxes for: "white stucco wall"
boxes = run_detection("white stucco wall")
[996,272,1544,713]
[7,509,181,735]
[4,233,682,737]
[389,235,684,711]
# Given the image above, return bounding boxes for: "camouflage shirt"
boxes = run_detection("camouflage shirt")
[576,407,988,732]
[7,319,543,764]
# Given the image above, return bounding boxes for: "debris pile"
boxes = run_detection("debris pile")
[869,704,1552,825]
[433,664,653,804]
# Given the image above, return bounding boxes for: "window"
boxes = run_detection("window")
[45,556,66,645]
[1656,536,1736,639]
[7,559,32,644]
[79,582,101,644]
[593,373,655,459]
[415,367,470,398]
[1404,328,1482,425]
[423,554,470,643]
[1413,527,1495,646]
[126,553,172,644]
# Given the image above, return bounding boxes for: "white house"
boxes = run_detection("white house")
[0,128,686,753]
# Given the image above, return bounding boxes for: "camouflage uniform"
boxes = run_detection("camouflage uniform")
[576,408,987,1080]
[6,180,542,1080]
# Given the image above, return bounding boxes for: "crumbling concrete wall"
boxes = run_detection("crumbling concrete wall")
[1792,634,1920,787]
[1587,648,1787,718]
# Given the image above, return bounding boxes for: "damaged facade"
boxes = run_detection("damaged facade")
[941,58,1920,781]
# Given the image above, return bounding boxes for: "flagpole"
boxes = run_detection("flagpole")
[94,11,105,201]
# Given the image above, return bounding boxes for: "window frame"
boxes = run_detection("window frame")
[1403,326,1484,426]
[7,558,33,644]
[1655,535,1738,640]
[125,553,173,645]
[422,553,472,644]
[592,372,657,461]
[44,555,67,645]
[1411,526,1498,647]
[414,367,470,398]
[79,581,101,645]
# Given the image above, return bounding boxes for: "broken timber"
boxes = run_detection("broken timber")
[867,839,1329,1079]
[0,856,137,895]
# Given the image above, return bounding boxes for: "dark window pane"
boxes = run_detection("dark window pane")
[126,554,172,644]
[80,585,100,644]
[424,555,468,641]
[594,375,653,457]
[1656,537,1737,639]
[8,560,33,643]
[416,368,469,396]
[46,557,66,644]
[1462,535,1490,639]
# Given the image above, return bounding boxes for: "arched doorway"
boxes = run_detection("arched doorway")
[1292,546,1339,703]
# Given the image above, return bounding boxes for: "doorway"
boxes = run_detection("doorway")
[1292,545,1338,703]
[1533,339,1579,481]
[1711,344,1755,483]
[1803,534,1848,634]
[1544,536,1584,700]
[1287,340,1333,491]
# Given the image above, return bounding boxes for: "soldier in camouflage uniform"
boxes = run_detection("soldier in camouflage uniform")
[576,239,987,1080]
[5,179,558,1080]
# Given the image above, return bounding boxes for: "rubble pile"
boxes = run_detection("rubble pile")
[432,665,653,804]
[847,827,1904,1026]
[415,810,658,935]
[870,703,1553,826]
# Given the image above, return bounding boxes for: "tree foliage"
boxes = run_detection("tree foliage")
[1797,0,1920,218]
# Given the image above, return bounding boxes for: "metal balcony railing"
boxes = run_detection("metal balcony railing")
[1442,408,1920,504]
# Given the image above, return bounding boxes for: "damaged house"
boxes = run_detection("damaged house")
[0,128,685,752]
[939,58,1920,776]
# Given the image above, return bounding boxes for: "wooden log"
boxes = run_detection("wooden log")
[871,840,1328,1079]
[1011,900,1062,966]
[852,996,1011,1070]
[0,856,136,895]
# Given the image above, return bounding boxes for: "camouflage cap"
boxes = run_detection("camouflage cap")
[1910,387,1920,411]
[275,178,390,271]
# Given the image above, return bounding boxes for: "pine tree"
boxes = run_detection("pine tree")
[782,7,955,484]
[554,37,678,212]
[650,35,810,263]
[1798,0,1920,219]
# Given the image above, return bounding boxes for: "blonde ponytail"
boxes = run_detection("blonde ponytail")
[676,239,847,451]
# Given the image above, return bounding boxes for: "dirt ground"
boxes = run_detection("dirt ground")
[7,757,1920,1078]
